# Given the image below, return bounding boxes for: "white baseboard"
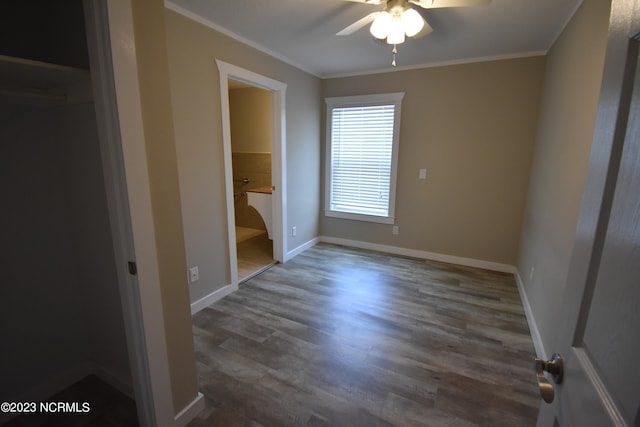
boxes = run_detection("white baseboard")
[190,283,237,315]
[514,269,547,359]
[189,238,318,317]
[285,237,319,262]
[319,236,516,274]
[174,392,205,427]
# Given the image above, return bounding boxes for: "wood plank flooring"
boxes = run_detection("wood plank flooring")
[189,243,540,427]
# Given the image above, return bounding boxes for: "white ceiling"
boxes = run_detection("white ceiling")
[165,0,583,78]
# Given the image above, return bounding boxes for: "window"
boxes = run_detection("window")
[325,93,404,224]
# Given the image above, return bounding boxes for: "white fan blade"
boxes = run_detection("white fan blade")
[337,12,381,36]
[341,0,385,4]
[410,0,491,9]
[412,18,433,38]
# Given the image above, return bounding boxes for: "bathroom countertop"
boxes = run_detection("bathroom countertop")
[247,186,273,194]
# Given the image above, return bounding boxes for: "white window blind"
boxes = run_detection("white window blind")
[330,105,395,217]
[325,92,404,224]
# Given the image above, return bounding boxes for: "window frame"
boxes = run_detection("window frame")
[324,92,404,224]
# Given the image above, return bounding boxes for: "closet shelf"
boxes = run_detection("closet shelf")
[1,55,89,89]
[0,55,90,104]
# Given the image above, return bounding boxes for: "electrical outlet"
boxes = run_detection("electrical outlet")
[392,225,399,235]
[419,168,427,180]
[189,266,199,283]
[292,226,297,237]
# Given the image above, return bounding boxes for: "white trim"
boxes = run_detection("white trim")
[573,348,627,426]
[190,283,238,315]
[165,1,317,77]
[514,270,547,360]
[286,237,320,262]
[272,81,288,264]
[319,236,516,273]
[324,210,396,225]
[165,0,548,79]
[174,392,205,427]
[216,60,288,291]
[217,67,239,287]
[324,93,404,225]
[547,0,585,54]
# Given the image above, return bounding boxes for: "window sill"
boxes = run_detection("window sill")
[324,210,395,225]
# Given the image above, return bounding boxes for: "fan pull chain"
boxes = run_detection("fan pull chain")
[392,45,397,67]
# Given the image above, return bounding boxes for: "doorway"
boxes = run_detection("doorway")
[229,80,276,281]
[217,60,287,288]
[1,0,152,425]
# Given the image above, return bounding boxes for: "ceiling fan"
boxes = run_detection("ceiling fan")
[337,0,491,65]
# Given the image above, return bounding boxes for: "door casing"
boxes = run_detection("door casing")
[217,60,288,287]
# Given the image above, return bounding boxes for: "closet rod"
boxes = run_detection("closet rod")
[0,87,67,103]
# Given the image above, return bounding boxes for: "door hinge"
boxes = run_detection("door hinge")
[128,261,138,276]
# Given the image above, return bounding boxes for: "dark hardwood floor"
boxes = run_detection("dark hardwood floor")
[189,243,540,426]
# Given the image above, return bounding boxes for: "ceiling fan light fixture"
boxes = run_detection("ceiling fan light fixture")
[369,4,423,44]
[370,11,392,39]
[337,0,492,67]
[402,8,424,37]
[386,13,405,44]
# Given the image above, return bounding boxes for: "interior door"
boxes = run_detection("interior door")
[536,1,640,425]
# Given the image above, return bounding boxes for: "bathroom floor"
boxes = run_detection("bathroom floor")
[236,226,276,282]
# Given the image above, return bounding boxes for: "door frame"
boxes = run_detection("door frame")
[216,60,287,286]
[85,1,178,425]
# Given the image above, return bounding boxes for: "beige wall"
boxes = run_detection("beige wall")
[517,0,611,354]
[230,87,272,153]
[130,0,199,414]
[164,10,322,303]
[321,57,545,265]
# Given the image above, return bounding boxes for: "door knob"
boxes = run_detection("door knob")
[534,353,563,403]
